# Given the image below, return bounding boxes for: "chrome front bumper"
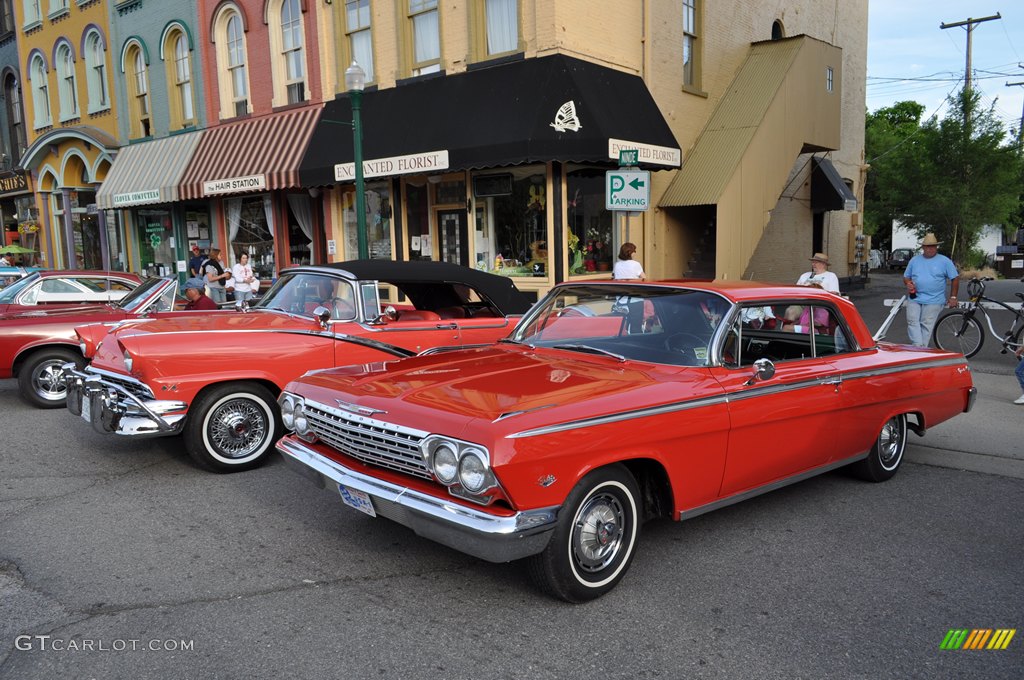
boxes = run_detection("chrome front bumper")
[64,364,187,437]
[278,436,559,564]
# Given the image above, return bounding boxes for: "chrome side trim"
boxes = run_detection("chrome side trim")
[507,394,730,438]
[679,452,868,521]
[836,356,969,382]
[277,437,559,563]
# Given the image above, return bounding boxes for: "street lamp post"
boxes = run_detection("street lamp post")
[344,61,368,259]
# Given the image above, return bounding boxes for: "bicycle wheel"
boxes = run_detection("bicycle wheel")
[932,311,984,358]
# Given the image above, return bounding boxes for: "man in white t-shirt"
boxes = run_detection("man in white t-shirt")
[796,253,840,294]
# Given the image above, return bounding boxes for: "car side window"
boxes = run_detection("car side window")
[40,278,81,294]
[725,303,852,367]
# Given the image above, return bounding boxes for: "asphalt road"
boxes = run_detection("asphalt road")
[1,275,1022,680]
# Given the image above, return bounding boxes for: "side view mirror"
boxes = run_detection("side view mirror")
[235,299,249,313]
[370,305,398,325]
[745,357,776,385]
[312,305,332,328]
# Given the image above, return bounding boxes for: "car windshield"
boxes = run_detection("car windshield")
[253,272,358,321]
[0,271,40,302]
[118,277,171,313]
[512,284,732,367]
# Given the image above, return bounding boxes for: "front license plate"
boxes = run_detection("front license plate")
[80,395,91,422]
[338,484,376,517]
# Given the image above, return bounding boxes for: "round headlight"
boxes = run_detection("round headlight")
[432,444,459,485]
[458,451,489,493]
[122,349,133,372]
[280,397,296,430]
[294,414,310,435]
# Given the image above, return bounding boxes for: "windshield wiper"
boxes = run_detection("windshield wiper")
[551,344,626,362]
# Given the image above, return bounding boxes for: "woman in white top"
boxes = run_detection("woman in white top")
[230,253,258,302]
[612,242,646,281]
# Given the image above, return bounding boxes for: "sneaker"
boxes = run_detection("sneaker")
[1015,395,1024,405]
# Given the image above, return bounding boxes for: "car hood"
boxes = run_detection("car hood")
[288,345,720,439]
[4,303,115,319]
[110,309,314,336]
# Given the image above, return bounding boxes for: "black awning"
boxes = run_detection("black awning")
[299,54,679,186]
[811,157,858,212]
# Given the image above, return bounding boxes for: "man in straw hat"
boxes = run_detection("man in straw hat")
[797,252,840,293]
[902,232,959,347]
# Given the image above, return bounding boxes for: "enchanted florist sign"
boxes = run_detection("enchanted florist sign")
[335,150,449,182]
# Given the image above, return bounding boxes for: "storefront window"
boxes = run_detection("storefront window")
[473,168,547,278]
[285,194,314,266]
[566,167,614,274]
[136,208,175,277]
[227,195,276,280]
[103,209,128,272]
[342,181,392,260]
[70,191,102,270]
[184,208,211,253]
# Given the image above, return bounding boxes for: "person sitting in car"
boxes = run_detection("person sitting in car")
[183,278,218,310]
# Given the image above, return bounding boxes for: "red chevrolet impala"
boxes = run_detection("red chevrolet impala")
[276,280,976,601]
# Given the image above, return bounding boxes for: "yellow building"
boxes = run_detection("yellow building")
[302,0,866,295]
[13,0,120,270]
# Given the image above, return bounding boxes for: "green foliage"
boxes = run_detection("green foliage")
[865,90,1023,264]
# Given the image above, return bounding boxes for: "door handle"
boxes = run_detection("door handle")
[436,323,458,330]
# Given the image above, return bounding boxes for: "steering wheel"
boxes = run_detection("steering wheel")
[664,332,708,363]
[327,297,355,319]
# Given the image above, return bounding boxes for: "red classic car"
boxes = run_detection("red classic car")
[276,280,977,601]
[66,261,533,473]
[0,276,189,408]
[0,270,142,316]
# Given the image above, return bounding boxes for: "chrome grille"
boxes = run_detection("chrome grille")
[304,403,430,480]
[86,368,155,401]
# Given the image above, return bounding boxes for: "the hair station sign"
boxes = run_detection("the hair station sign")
[203,174,268,196]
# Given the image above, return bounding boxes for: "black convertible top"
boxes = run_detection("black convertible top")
[288,260,533,316]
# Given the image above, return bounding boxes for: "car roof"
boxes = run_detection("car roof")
[562,278,852,304]
[35,270,142,280]
[285,260,534,315]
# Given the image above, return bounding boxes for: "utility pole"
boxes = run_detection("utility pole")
[940,13,1001,127]
[1009,80,1024,147]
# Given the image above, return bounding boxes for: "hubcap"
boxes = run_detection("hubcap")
[878,417,904,469]
[208,399,267,459]
[572,492,625,573]
[34,361,69,401]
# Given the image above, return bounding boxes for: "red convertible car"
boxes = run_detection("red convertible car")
[0,276,188,408]
[66,261,532,473]
[275,280,977,602]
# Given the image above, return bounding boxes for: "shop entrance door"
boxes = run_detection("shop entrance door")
[436,209,468,267]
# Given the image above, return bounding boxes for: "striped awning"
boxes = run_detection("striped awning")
[179,105,323,200]
[95,130,204,209]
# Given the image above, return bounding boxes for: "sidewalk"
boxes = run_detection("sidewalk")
[906,370,1024,479]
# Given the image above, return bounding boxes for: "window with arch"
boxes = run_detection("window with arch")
[55,42,77,121]
[215,7,249,118]
[280,0,305,103]
[164,27,195,129]
[84,30,108,113]
[29,54,50,129]
[22,0,41,27]
[343,0,374,83]
[3,73,27,166]
[125,44,151,138]
[406,0,440,76]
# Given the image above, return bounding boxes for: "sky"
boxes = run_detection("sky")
[867,1,1024,135]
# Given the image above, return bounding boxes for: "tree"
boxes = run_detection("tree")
[865,90,1022,264]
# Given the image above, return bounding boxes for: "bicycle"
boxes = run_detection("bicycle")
[931,277,1024,359]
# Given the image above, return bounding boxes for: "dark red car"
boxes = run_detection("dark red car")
[0,270,142,316]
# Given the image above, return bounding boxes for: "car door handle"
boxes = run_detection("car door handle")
[436,323,458,330]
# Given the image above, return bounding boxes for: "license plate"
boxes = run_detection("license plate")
[338,484,376,517]
[81,395,91,422]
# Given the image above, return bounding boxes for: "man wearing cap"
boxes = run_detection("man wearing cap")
[188,245,205,278]
[182,277,218,310]
[796,252,840,294]
[903,232,959,347]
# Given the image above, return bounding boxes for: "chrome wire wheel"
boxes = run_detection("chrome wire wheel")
[571,492,626,573]
[877,416,905,471]
[207,398,268,459]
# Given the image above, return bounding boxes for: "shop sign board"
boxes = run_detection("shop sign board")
[113,190,161,207]
[0,171,30,196]
[335,150,449,182]
[608,138,681,167]
[203,174,267,196]
[606,169,650,211]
